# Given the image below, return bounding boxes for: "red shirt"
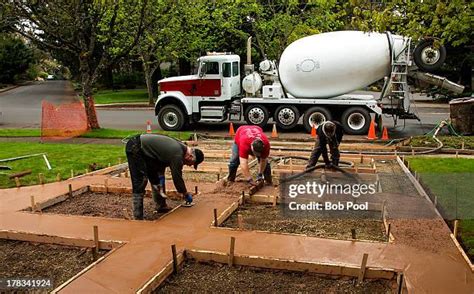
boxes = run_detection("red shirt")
[234,125,270,159]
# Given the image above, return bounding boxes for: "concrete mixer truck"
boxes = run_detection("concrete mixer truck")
[155,31,464,134]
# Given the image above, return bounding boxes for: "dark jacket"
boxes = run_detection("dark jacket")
[140,134,188,193]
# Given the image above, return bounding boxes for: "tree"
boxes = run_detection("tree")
[0,34,34,83]
[4,0,148,129]
[137,0,180,105]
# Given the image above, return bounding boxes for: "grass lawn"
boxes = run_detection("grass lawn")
[410,135,474,149]
[0,128,191,141]
[0,142,124,188]
[407,157,474,261]
[91,89,149,104]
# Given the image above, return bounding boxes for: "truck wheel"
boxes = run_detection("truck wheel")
[244,105,269,127]
[157,104,186,131]
[303,107,331,133]
[413,39,446,73]
[274,106,300,130]
[341,107,371,135]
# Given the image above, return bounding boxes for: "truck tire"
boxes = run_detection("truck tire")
[413,39,446,73]
[303,107,331,133]
[244,104,269,128]
[340,107,371,135]
[274,106,300,130]
[157,104,186,131]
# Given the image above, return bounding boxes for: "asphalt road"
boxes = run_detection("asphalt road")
[0,80,450,138]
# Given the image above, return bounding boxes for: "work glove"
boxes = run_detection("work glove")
[184,193,193,204]
[256,173,264,182]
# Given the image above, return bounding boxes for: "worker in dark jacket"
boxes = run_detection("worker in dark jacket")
[306,121,343,169]
[125,134,204,220]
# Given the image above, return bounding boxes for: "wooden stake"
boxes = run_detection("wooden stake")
[15,177,21,188]
[68,184,73,197]
[118,158,122,164]
[228,236,235,266]
[351,228,356,240]
[104,179,109,194]
[272,195,277,207]
[30,195,36,212]
[461,141,465,150]
[381,201,386,220]
[397,273,404,294]
[70,169,74,178]
[289,157,293,173]
[434,195,438,207]
[360,153,363,164]
[358,253,369,283]
[195,185,198,194]
[213,208,218,227]
[394,149,398,156]
[171,244,178,274]
[455,151,459,158]
[453,220,459,237]
[411,148,415,156]
[38,173,45,185]
[92,225,99,260]
[217,173,220,181]
[237,214,243,230]
[241,191,245,205]
[85,168,89,174]
[386,223,391,240]
[56,173,61,182]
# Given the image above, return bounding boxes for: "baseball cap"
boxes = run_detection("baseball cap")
[193,148,204,170]
[251,138,264,157]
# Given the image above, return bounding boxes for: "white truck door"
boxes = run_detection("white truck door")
[221,62,232,99]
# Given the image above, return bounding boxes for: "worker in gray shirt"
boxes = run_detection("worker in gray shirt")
[125,134,204,220]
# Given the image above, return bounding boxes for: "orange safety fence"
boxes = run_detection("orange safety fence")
[41,100,89,140]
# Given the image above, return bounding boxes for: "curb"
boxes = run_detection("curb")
[0,85,20,94]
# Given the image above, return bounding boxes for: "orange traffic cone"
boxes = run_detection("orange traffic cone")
[229,122,235,137]
[367,119,377,140]
[271,124,278,138]
[310,124,317,138]
[146,120,152,133]
[381,127,389,140]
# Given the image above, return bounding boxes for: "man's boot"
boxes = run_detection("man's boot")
[132,193,144,220]
[227,166,238,182]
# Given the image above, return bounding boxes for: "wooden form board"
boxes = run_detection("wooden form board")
[35,186,90,211]
[51,244,125,293]
[137,251,185,294]
[185,249,399,280]
[0,230,121,250]
[450,234,474,272]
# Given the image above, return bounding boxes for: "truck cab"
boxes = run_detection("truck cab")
[155,53,240,130]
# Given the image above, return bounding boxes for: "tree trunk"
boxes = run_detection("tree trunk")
[80,59,100,129]
[178,58,191,75]
[151,65,162,98]
[144,69,154,105]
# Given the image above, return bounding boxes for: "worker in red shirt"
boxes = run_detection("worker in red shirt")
[227,125,272,185]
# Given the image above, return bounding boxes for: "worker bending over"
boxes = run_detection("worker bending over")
[228,125,272,185]
[125,134,204,220]
[306,121,344,169]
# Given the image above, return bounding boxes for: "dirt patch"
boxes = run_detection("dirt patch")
[156,260,395,293]
[41,192,181,221]
[0,239,107,291]
[222,203,387,242]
